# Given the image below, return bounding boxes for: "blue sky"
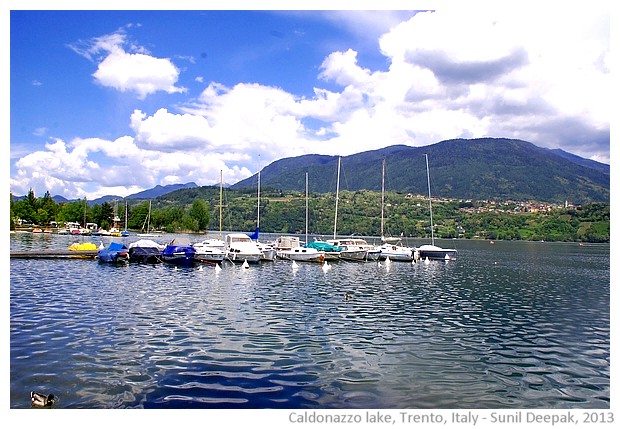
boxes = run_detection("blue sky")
[6,2,610,200]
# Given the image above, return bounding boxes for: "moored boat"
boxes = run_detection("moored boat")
[69,242,98,251]
[420,154,457,261]
[326,238,370,261]
[256,241,277,261]
[193,238,226,264]
[378,240,416,262]
[97,242,129,264]
[417,244,457,261]
[277,236,325,262]
[162,238,196,266]
[128,239,164,263]
[377,159,417,262]
[225,233,262,263]
[305,240,341,261]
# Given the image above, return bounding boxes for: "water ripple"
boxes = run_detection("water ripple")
[10,239,609,408]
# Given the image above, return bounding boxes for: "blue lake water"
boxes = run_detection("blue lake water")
[10,233,610,409]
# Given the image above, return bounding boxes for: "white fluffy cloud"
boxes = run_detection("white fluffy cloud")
[94,50,186,99]
[71,29,186,99]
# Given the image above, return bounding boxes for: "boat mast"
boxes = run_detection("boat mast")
[219,170,223,240]
[305,172,309,245]
[333,156,341,239]
[147,200,152,233]
[124,200,128,231]
[381,159,385,240]
[257,170,260,239]
[425,153,435,245]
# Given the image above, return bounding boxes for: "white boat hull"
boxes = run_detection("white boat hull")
[226,251,262,263]
[256,242,277,261]
[195,251,225,263]
[418,244,457,260]
[379,244,415,262]
[277,247,325,263]
[193,240,226,263]
[338,249,368,261]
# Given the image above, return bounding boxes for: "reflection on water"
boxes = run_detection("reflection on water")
[10,234,609,408]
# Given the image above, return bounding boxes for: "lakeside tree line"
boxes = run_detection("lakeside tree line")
[10,187,610,243]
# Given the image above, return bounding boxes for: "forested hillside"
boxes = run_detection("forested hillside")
[232,138,609,204]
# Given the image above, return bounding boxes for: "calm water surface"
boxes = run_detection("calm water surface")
[10,233,610,408]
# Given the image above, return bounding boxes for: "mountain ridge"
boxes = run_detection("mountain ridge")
[231,138,609,204]
[43,182,199,205]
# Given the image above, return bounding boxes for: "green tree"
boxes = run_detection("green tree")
[99,201,114,229]
[188,200,210,231]
[37,191,58,225]
[10,193,16,229]
[57,200,89,225]
[130,202,151,231]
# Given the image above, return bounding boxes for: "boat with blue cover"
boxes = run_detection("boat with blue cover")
[162,238,196,266]
[128,239,164,263]
[97,242,129,264]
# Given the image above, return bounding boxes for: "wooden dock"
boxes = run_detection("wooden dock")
[10,250,99,259]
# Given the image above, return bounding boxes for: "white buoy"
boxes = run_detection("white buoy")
[242,259,250,269]
[198,265,204,271]
[215,263,222,271]
[424,257,430,265]
[322,261,331,271]
[385,256,391,264]
[292,260,299,269]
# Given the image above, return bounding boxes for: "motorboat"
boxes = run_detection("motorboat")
[326,238,371,261]
[378,239,416,262]
[277,236,325,262]
[69,242,98,251]
[97,242,129,264]
[256,241,277,261]
[248,228,277,261]
[128,239,164,263]
[305,240,341,260]
[225,233,262,263]
[161,238,196,266]
[193,238,226,264]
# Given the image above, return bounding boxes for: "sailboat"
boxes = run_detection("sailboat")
[417,154,458,261]
[121,200,130,236]
[307,157,344,260]
[377,159,416,262]
[324,157,368,261]
[253,170,277,261]
[193,170,226,264]
[277,172,325,263]
[137,200,161,237]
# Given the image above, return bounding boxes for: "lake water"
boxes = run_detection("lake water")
[10,233,610,409]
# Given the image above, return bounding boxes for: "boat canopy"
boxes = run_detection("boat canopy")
[107,242,128,251]
[305,241,342,252]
